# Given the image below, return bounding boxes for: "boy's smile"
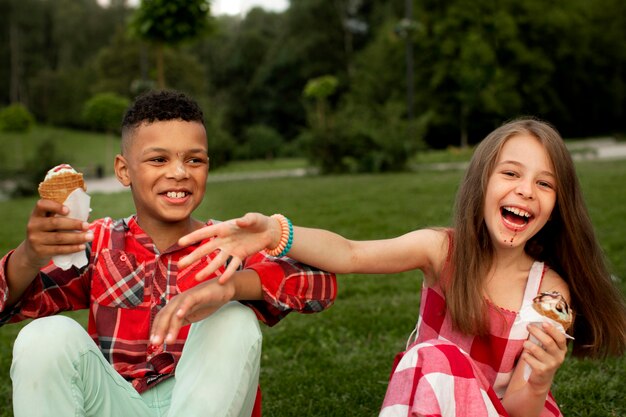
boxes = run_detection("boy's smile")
[484,134,556,249]
[115,120,209,235]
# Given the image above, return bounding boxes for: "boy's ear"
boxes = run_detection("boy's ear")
[114,154,131,187]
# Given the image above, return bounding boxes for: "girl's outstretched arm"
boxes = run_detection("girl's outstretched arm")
[178,212,446,284]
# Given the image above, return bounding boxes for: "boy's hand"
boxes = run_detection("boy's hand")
[24,199,93,268]
[522,322,568,392]
[150,278,236,346]
[178,213,277,284]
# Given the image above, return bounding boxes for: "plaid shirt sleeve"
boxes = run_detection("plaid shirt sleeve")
[0,245,93,326]
[240,252,337,326]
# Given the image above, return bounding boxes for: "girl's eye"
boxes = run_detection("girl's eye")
[537,180,554,189]
[502,170,517,177]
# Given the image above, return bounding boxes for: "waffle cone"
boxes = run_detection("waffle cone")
[531,303,573,330]
[38,172,86,204]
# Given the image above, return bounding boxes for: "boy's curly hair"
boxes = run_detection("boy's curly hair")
[121,90,205,154]
[122,90,204,128]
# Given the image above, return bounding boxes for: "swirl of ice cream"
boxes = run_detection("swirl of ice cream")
[531,291,573,330]
[44,163,79,181]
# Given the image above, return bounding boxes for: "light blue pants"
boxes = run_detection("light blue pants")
[10,302,262,417]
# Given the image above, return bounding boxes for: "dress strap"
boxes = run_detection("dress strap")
[521,261,545,305]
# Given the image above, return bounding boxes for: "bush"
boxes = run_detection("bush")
[303,100,430,174]
[239,125,284,160]
[82,93,130,133]
[0,104,35,133]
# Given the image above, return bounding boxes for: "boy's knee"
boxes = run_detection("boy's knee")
[220,302,261,330]
[190,302,262,351]
[228,302,261,345]
[13,316,89,361]
[210,302,261,339]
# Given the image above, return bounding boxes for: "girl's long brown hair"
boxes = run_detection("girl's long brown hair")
[446,117,626,358]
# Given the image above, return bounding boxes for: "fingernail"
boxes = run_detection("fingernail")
[82,222,90,229]
[85,232,94,241]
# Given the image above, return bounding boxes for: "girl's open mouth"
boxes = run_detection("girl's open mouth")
[501,206,532,229]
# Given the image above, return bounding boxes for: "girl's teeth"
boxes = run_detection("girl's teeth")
[166,191,186,198]
[504,206,530,218]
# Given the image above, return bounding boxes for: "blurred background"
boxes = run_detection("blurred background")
[0,0,624,185]
[0,2,625,415]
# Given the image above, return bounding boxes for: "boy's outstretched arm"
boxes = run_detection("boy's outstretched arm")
[3,199,92,307]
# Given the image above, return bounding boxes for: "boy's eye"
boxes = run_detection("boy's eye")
[149,157,167,163]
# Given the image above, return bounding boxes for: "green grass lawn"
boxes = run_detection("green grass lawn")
[0,160,625,416]
[0,125,118,178]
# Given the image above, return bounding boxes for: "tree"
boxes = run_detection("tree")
[130,0,212,88]
[303,75,339,131]
[93,27,206,97]
[414,1,525,147]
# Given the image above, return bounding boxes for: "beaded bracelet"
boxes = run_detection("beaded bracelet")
[265,214,294,257]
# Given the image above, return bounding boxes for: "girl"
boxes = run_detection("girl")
[151,118,626,417]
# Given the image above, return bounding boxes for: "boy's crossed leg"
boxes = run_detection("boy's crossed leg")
[11,302,261,417]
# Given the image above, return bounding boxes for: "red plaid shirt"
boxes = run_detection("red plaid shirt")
[0,216,337,393]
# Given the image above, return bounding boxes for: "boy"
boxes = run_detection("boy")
[0,90,337,417]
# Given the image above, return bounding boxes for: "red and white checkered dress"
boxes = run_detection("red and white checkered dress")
[380,261,563,417]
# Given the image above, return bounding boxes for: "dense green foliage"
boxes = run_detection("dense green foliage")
[0,160,625,416]
[0,0,625,170]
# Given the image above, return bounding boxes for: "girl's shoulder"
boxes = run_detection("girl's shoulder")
[411,228,450,286]
[539,265,571,303]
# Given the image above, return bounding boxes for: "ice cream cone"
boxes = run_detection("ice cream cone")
[38,164,86,204]
[531,291,573,330]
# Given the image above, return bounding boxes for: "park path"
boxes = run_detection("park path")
[85,138,626,195]
[85,168,315,194]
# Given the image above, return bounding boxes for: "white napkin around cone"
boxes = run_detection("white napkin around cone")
[518,302,573,381]
[52,188,91,270]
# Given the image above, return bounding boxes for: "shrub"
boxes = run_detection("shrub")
[0,104,35,133]
[82,93,130,133]
[241,125,284,160]
[303,100,430,174]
